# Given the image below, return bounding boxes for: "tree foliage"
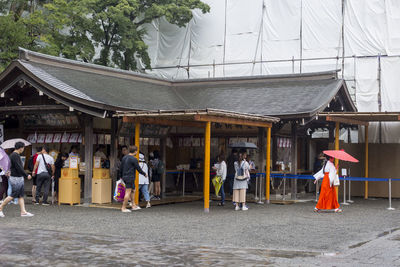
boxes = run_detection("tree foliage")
[0,0,210,71]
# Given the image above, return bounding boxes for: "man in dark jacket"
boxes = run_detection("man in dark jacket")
[0,142,33,217]
[120,145,147,212]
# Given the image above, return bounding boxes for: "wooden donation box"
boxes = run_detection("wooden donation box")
[59,156,81,205]
[92,157,111,204]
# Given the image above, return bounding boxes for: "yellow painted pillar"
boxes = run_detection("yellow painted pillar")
[266,127,271,203]
[365,125,369,199]
[134,122,140,205]
[204,121,211,213]
[335,122,339,199]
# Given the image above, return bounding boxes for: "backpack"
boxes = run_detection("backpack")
[155,160,164,175]
[27,156,35,172]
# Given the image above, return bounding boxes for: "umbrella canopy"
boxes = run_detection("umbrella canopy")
[0,147,11,172]
[323,150,359,163]
[0,138,31,150]
[229,142,257,149]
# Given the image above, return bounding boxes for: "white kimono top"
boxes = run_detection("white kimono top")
[313,160,336,187]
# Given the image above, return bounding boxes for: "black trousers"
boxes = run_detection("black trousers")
[36,173,51,203]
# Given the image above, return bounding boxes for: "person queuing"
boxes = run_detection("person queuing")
[313,156,342,213]
[0,142,34,217]
[138,153,151,208]
[53,153,69,203]
[226,149,238,196]
[233,151,250,211]
[149,151,163,200]
[120,146,147,213]
[32,147,55,206]
[213,154,227,206]
[27,146,42,204]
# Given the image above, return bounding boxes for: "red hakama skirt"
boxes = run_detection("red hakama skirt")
[316,172,340,210]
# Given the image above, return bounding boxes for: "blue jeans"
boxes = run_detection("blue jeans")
[139,184,150,202]
[7,181,19,203]
[220,180,225,204]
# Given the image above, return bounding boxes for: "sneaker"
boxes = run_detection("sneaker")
[42,202,50,206]
[132,206,141,211]
[0,211,4,217]
[146,202,151,208]
[235,206,240,211]
[242,206,249,211]
[334,208,342,213]
[34,202,40,205]
[218,202,225,206]
[21,212,34,217]
[122,209,131,213]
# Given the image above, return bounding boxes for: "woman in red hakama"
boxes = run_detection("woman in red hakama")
[313,157,342,213]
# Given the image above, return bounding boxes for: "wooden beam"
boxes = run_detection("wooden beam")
[326,116,369,126]
[84,115,93,204]
[0,105,68,113]
[122,116,205,128]
[204,121,211,213]
[194,114,273,128]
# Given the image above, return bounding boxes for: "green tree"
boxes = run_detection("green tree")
[45,0,210,70]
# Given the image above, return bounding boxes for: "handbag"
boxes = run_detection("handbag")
[113,179,126,202]
[42,154,53,175]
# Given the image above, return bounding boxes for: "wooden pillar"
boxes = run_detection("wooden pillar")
[110,118,118,180]
[84,115,93,204]
[291,122,297,200]
[134,122,140,205]
[257,127,266,178]
[160,137,167,198]
[365,125,369,199]
[204,121,211,213]
[266,127,271,203]
[335,122,339,199]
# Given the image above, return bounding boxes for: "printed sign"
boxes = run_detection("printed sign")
[37,134,46,143]
[45,134,54,143]
[27,133,37,144]
[69,156,78,169]
[69,133,79,143]
[61,133,70,143]
[53,133,62,143]
[78,134,83,143]
[97,134,105,145]
[93,156,101,169]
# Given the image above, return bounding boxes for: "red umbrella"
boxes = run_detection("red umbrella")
[323,150,359,163]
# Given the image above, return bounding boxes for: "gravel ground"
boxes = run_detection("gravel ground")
[1,197,399,254]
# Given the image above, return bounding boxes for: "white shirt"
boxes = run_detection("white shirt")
[313,160,336,186]
[95,151,107,160]
[36,154,54,175]
[216,161,227,181]
[138,162,149,185]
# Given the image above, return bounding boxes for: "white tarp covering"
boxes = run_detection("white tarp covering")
[139,0,400,143]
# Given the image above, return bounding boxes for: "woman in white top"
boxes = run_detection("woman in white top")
[233,152,250,211]
[138,153,151,208]
[313,156,341,213]
[213,154,227,206]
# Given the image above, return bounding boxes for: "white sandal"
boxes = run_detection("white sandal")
[21,212,34,217]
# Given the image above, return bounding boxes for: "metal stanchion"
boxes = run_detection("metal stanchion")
[315,180,319,202]
[341,176,349,205]
[255,175,259,201]
[387,178,395,211]
[182,171,185,197]
[283,174,286,200]
[257,174,264,204]
[348,169,354,203]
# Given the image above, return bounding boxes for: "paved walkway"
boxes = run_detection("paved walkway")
[0,198,399,266]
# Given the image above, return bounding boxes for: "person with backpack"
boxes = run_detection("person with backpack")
[150,150,163,200]
[233,151,250,211]
[27,146,41,204]
[32,147,55,205]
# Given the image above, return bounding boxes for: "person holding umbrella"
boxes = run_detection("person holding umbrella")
[313,155,341,213]
[0,142,34,217]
